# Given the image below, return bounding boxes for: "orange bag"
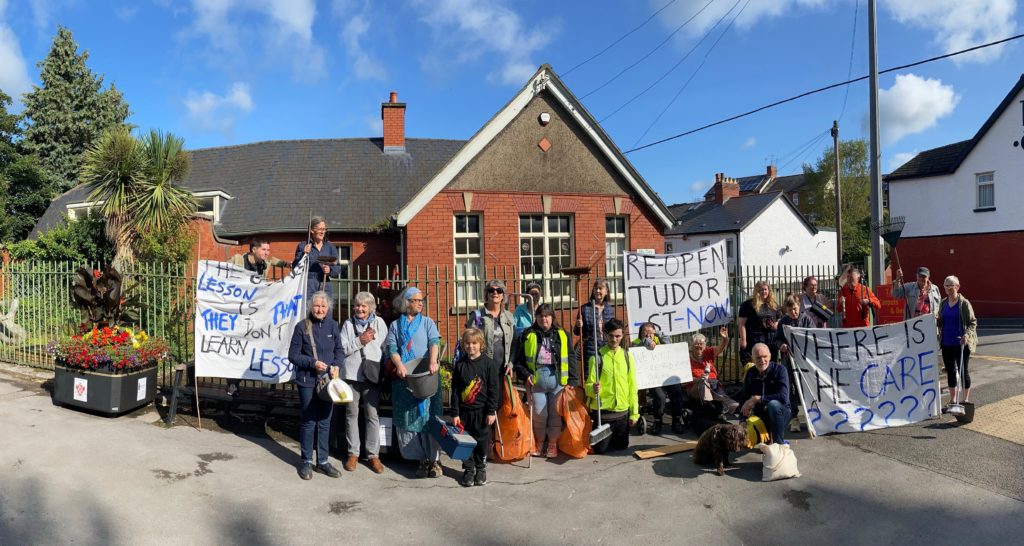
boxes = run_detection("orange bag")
[556,385,592,459]
[492,376,533,463]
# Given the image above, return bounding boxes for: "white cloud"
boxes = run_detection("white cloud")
[888,150,917,173]
[885,0,1017,65]
[332,1,387,82]
[689,181,707,195]
[183,82,254,136]
[877,74,959,144]
[741,137,756,149]
[654,0,826,38]
[187,0,325,81]
[0,2,32,107]
[411,0,557,85]
[115,5,139,22]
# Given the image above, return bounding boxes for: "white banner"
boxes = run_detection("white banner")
[194,257,308,383]
[786,314,941,436]
[631,342,693,390]
[623,243,731,336]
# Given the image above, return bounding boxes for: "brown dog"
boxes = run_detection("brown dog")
[693,423,748,475]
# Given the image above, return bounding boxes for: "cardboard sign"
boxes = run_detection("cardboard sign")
[785,315,940,436]
[623,242,731,336]
[875,284,904,325]
[194,256,309,383]
[631,342,694,390]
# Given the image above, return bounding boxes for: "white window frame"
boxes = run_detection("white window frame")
[454,214,483,309]
[665,241,674,253]
[605,216,628,301]
[65,190,233,222]
[519,214,574,305]
[335,244,352,280]
[976,172,995,209]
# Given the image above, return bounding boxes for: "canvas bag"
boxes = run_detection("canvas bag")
[756,442,801,481]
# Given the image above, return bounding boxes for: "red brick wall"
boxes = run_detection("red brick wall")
[897,232,1024,318]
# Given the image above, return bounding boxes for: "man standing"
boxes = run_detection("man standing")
[837,267,881,328]
[893,266,941,320]
[736,343,791,444]
[233,238,286,278]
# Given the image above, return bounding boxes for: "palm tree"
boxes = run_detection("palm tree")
[79,127,196,267]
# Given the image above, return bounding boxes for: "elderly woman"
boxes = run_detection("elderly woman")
[681,327,733,432]
[339,291,388,474]
[937,275,978,409]
[292,216,346,301]
[466,279,516,375]
[893,266,942,320]
[799,275,830,328]
[384,286,443,478]
[575,279,615,381]
[738,280,781,363]
[288,291,344,480]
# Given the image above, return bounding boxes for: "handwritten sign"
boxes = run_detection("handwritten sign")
[875,284,904,325]
[624,242,731,336]
[631,342,693,390]
[785,314,940,436]
[194,256,308,383]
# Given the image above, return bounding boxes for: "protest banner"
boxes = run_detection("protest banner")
[631,342,693,390]
[194,256,308,383]
[623,242,731,336]
[785,314,940,436]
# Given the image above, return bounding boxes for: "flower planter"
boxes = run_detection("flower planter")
[53,362,158,416]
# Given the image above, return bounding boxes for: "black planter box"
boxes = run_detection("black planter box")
[53,363,158,416]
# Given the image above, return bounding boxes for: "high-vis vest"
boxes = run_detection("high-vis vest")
[524,329,569,386]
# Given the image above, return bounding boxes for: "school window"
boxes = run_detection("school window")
[976,172,995,209]
[605,216,628,299]
[336,245,352,279]
[454,214,483,308]
[726,239,734,258]
[665,241,674,253]
[519,214,573,303]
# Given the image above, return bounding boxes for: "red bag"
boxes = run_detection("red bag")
[556,385,592,459]
[492,376,533,463]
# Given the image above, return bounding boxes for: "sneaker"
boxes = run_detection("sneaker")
[532,440,542,457]
[460,468,476,487]
[415,460,430,478]
[789,418,801,433]
[315,462,341,478]
[298,462,312,480]
[226,383,238,397]
[428,461,443,478]
[367,457,385,474]
[474,468,488,486]
[652,419,663,435]
[546,444,558,458]
[343,455,358,472]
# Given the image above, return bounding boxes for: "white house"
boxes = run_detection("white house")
[886,74,1024,318]
[665,174,837,278]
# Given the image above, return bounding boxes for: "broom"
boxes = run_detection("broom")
[589,303,612,445]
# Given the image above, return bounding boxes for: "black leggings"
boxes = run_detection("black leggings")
[941,344,971,389]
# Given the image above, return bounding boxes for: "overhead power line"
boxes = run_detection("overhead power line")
[563,0,679,77]
[624,32,1024,154]
[837,0,860,123]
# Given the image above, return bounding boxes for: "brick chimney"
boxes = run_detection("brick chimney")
[766,164,777,179]
[713,174,740,205]
[381,91,406,153]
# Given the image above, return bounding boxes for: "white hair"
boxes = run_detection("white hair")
[691,333,708,345]
[943,275,960,287]
[308,291,333,314]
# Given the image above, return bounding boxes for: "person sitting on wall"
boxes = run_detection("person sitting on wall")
[893,266,941,321]
[837,266,881,328]
[735,343,791,445]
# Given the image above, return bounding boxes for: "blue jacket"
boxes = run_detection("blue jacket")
[292,240,346,296]
[736,361,790,409]
[288,316,344,387]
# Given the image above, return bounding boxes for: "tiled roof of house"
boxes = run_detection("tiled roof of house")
[31,138,467,239]
[766,173,806,193]
[666,191,815,236]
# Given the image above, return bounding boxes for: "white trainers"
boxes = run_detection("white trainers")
[789,418,801,433]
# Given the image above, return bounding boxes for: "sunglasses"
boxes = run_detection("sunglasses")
[486,287,504,294]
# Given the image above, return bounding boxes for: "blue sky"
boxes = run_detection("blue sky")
[0,0,1020,206]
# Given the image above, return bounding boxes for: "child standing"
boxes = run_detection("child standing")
[775,295,813,433]
[586,318,639,453]
[451,328,500,487]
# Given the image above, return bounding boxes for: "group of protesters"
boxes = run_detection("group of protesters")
[267,218,978,484]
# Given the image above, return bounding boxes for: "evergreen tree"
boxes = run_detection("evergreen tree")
[800,139,870,264]
[0,90,51,241]
[21,26,130,193]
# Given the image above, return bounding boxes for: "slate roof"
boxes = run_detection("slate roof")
[665,191,815,236]
[766,173,806,193]
[31,138,467,239]
[886,74,1024,182]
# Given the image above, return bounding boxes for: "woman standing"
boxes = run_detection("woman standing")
[287,291,344,480]
[513,282,543,335]
[937,275,978,409]
[292,216,345,301]
[799,275,830,328]
[575,279,615,381]
[339,291,388,474]
[384,287,443,478]
[466,279,516,375]
[516,304,577,458]
[738,281,782,363]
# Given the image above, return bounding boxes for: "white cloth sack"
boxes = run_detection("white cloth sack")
[756,442,801,481]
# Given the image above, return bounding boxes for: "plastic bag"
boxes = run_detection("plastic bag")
[492,376,533,463]
[556,385,593,459]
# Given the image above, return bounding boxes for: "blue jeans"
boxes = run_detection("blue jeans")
[531,366,564,445]
[755,399,791,444]
[298,385,334,465]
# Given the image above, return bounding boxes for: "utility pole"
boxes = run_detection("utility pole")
[832,120,843,270]
[867,0,884,287]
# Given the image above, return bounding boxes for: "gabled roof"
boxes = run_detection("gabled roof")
[394,64,675,229]
[32,138,466,239]
[886,73,1024,182]
[665,191,816,236]
[702,174,769,199]
[766,173,807,193]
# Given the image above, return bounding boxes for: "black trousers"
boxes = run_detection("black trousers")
[459,407,492,470]
[590,411,630,454]
[649,384,684,419]
[941,344,972,390]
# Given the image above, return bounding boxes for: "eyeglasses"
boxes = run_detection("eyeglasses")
[409,298,425,303]
[486,288,504,294]
[312,228,327,233]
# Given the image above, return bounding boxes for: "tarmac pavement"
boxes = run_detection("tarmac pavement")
[2,332,1024,545]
